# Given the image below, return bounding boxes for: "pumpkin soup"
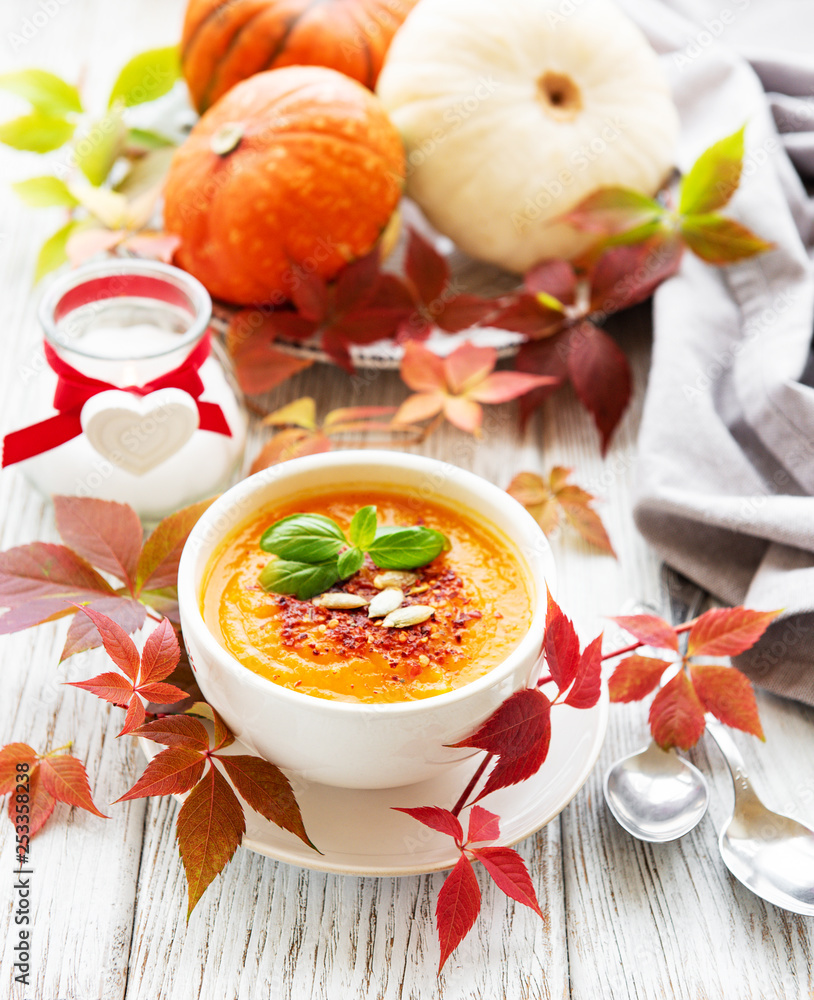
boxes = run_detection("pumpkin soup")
[202,490,532,703]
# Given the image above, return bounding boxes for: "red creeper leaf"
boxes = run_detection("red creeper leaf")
[690,664,764,740]
[687,607,779,658]
[60,596,146,661]
[470,846,543,918]
[177,763,246,917]
[544,590,580,693]
[38,754,107,817]
[649,671,706,751]
[405,227,449,306]
[135,497,216,593]
[436,853,481,971]
[566,321,632,454]
[115,747,206,801]
[74,604,140,681]
[53,495,143,589]
[0,743,38,794]
[10,765,55,839]
[611,614,679,652]
[565,633,602,709]
[118,694,147,736]
[451,688,551,763]
[608,655,673,703]
[466,804,500,845]
[67,671,134,706]
[393,806,463,844]
[139,617,180,683]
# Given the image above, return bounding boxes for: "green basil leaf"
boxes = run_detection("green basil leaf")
[337,546,365,579]
[108,46,180,108]
[349,506,377,549]
[12,175,78,208]
[368,527,449,570]
[259,513,346,562]
[0,69,82,116]
[259,559,339,601]
[0,111,74,153]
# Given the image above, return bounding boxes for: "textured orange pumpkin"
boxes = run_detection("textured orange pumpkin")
[163,66,405,306]
[181,0,418,113]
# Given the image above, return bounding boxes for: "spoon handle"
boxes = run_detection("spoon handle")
[705,717,763,812]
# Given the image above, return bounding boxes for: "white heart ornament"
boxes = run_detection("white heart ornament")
[80,388,200,476]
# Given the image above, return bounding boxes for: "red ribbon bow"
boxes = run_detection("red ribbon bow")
[2,333,232,468]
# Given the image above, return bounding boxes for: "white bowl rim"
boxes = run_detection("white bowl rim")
[177,450,555,718]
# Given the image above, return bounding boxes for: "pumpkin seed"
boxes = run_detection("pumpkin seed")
[373,570,418,590]
[312,593,368,609]
[381,605,435,628]
[367,588,404,618]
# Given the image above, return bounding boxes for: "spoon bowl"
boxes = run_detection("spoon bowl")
[604,740,710,843]
[706,719,814,916]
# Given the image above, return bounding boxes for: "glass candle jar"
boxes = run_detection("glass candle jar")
[4,260,247,521]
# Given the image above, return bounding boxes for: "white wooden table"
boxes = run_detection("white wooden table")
[2,3,814,997]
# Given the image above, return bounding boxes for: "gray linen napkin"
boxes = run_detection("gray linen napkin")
[618,0,814,703]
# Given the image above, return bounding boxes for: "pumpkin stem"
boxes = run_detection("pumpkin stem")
[537,71,582,121]
[210,122,244,156]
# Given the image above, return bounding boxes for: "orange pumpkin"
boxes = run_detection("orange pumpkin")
[181,0,418,113]
[163,66,405,306]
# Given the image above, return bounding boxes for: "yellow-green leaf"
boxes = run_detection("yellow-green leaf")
[0,112,74,153]
[108,46,180,109]
[562,187,663,235]
[679,125,745,216]
[0,69,82,116]
[12,175,78,208]
[127,126,174,151]
[681,214,774,264]
[74,109,127,186]
[34,220,79,284]
[262,396,317,430]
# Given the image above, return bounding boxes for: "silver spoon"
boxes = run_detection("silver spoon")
[705,717,814,916]
[604,739,709,842]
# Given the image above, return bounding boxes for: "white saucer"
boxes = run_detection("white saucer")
[141,692,608,876]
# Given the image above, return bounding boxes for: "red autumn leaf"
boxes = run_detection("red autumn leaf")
[466,804,500,845]
[115,746,207,801]
[489,293,565,338]
[566,321,632,454]
[524,259,577,303]
[690,664,764,739]
[74,604,140,680]
[687,606,779,658]
[649,671,707,750]
[60,596,147,662]
[404,227,449,306]
[332,247,382,316]
[288,271,329,323]
[560,187,663,236]
[230,323,315,395]
[38,754,107,817]
[130,714,211,751]
[611,614,680,652]
[186,702,234,751]
[393,805,464,844]
[218,755,317,850]
[588,236,683,315]
[470,846,543,918]
[120,695,147,736]
[0,744,38,795]
[335,274,415,345]
[139,617,181,683]
[434,294,497,333]
[506,471,560,536]
[177,762,246,917]
[680,214,774,264]
[565,633,603,709]
[0,542,115,625]
[608,655,673,703]
[250,429,332,473]
[514,335,569,425]
[54,495,143,590]
[122,231,182,264]
[11,766,55,839]
[544,590,580,693]
[135,497,216,593]
[68,671,134,706]
[436,853,481,971]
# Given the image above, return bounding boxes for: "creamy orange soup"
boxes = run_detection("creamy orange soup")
[202,489,533,703]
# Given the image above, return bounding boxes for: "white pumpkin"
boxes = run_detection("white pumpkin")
[377,0,679,272]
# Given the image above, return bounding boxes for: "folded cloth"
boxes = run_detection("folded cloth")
[622,0,814,703]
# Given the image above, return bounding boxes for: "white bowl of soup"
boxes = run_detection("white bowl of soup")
[178,451,555,788]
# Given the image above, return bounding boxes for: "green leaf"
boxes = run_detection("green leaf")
[108,46,181,109]
[337,547,364,579]
[349,506,377,549]
[74,109,127,186]
[259,513,346,563]
[259,559,339,601]
[368,526,448,570]
[12,175,78,208]
[34,220,79,284]
[0,69,82,116]
[679,125,745,216]
[0,112,74,153]
[680,214,774,264]
[126,127,174,151]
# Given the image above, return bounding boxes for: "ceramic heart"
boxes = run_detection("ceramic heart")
[80,388,200,476]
